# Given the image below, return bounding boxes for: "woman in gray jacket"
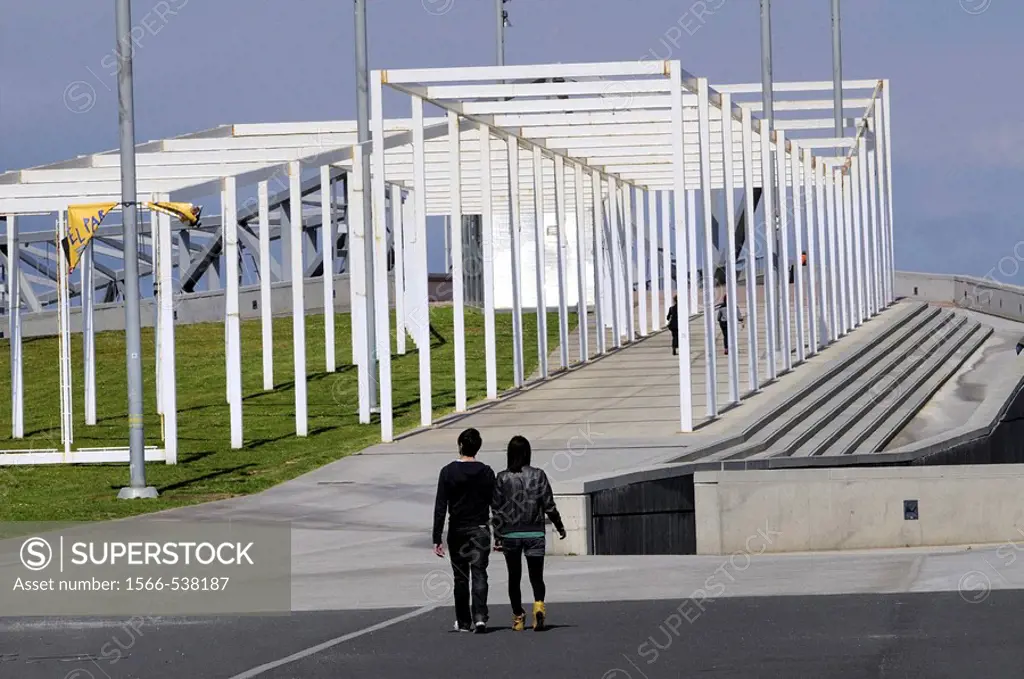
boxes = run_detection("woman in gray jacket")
[491,435,567,631]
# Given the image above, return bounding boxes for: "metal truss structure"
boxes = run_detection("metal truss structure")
[1,59,895,459]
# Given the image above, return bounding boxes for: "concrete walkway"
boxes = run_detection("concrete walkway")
[125,297,1023,614]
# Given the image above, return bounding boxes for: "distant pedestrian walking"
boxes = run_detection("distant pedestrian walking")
[491,436,566,632]
[667,295,679,356]
[432,428,495,633]
[717,295,744,355]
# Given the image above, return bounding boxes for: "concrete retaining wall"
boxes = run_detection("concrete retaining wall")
[694,464,1024,554]
[896,270,1024,324]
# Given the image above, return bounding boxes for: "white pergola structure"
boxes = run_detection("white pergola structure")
[366,59,894,439]
[0,59,895,460]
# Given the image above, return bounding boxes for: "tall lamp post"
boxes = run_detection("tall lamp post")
[115,0,157,500]
[354,0,378,412]
[496,0,509,66]
[831,0,844,154]
[759,0,784,337]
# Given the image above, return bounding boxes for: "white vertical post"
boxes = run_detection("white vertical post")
[826,167,842,336]
[56,212,72,457]
[289,161,309,436]
[258,181,273,390]
[622,183,635,342]
[648,190,660,331]
[449,111,467,412]
[573,162,589,361]
[875,105,889,308]
[850,157,865,324]
[391,184,407,355]
[371,69,393,442]
[156,201,177,464]
[856,139,872,319]
[841,170,855,333]
[774,129,792,372]
[531,146,549,376]
[348,150,371,423]
[868,128,884,313]
[660,189,671,320]
[860,143,875,318]
[740,106,760,393]
[223,177,243,449]
[553,154,569,367]
[832,168,846,335]
[401,196,419,347]
[720,92,740,405]
[412,97,432,423]
[591,170,606,355]
[83,238,97,425]
[7,214,22,438]
[803,151,820,355]
[321,166,337,371]
[686,188,698,314]
[479,123,497,398]
[815,161,833,344]
[670,61,693,432]
[607,176,622,348]
[697,77,717,418]
[759,118,778,380]
[154,221,163,415]
[636,186,648,336]
[790,143,806,363]
[508,138,525,386]
[881,80,895,305]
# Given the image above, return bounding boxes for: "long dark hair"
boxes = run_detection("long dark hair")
[506,435,532,473]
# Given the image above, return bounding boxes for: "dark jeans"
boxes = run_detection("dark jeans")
[448,526,490,625]
[719,320,729,351]
[670,329,678,352]
[502,536,546,616]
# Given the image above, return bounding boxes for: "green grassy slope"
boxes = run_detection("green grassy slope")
[0,307,571,521]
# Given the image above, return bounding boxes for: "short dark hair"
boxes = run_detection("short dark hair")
[507,435,532,473]
[458,428,482,457]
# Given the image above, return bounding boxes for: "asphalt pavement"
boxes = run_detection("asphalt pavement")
[4,591,1022,678]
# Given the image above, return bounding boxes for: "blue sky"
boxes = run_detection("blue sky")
[2,0,1022,282]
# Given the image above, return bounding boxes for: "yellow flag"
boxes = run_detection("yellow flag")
[146,201,202,226]
[64,202,118,273]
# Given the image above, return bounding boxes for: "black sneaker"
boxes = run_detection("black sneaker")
[473,621,487,634]
[454,620,472,633]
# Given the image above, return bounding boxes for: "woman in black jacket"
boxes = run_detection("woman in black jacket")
[491,436,566,631]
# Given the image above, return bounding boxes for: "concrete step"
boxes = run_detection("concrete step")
[844,320,993,455]
[687,302,936,463]
[789,311,968,458]
[746,307,952,460]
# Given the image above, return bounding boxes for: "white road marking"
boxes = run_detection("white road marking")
[226,604,439,678]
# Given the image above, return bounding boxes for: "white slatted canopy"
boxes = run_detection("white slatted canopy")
[0,60,880,217]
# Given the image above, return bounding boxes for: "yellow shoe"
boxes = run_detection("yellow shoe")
[532,601,546,631]
[512,613,526,631]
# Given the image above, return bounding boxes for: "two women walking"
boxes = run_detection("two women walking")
[432,429,566,634]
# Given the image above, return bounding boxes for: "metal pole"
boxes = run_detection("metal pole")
[115,0,156,500]
[831,0,843,152]
[496,0,506,66]
[355,0,378,411]
[760,0,784,356]
[759,0,774,131]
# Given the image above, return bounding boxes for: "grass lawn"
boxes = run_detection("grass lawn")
[0,306,572,522]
